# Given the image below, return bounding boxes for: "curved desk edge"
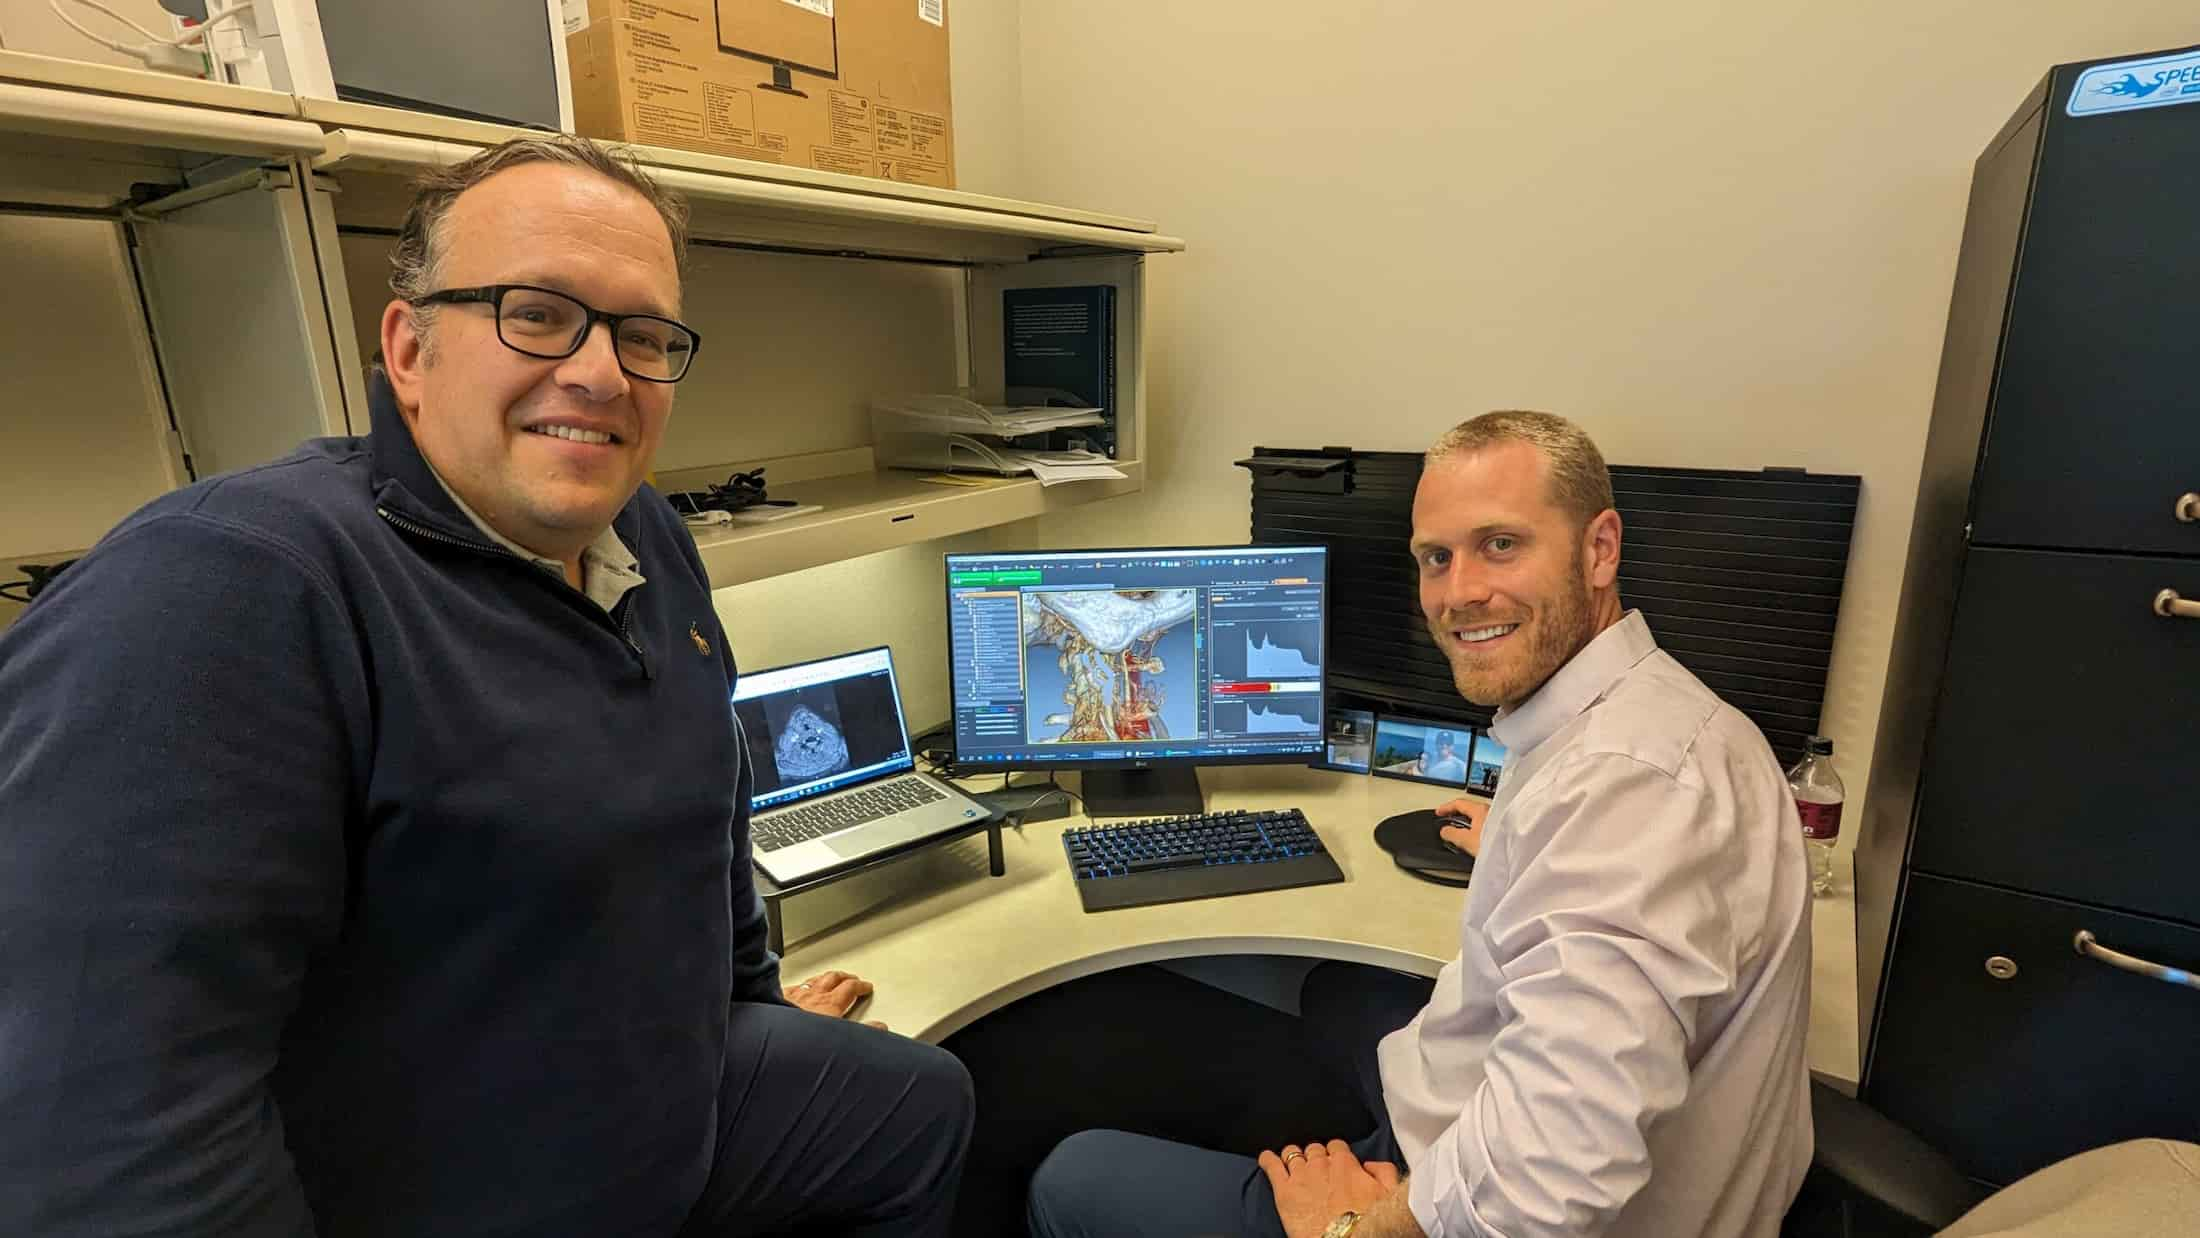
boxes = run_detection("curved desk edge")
[912,935,1447,1044]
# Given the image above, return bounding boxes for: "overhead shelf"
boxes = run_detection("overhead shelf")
[674,459,1146,588]
[294,95,1159,235]
[0,52,322,208]
[313,128,1184,264]
[0,48,295,115]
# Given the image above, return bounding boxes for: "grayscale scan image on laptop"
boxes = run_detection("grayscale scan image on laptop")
[731,645,990,885]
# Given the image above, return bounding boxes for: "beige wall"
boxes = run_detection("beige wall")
[1011,1,2200,848]
[0,0,177,64]
[704,0,1026,726]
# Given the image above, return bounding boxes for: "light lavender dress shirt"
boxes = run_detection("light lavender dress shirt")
[1377,611,1814,1237]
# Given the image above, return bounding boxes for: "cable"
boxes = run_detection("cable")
[48,0,251,74]
[48,0,141,54]
[3,560,78,606]
[1000,772,1081,813]
[54,0,164,43]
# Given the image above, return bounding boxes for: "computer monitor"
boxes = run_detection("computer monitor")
[1369,713,1471,789]
[944,545,1330,816]
[1467,727,1510,794]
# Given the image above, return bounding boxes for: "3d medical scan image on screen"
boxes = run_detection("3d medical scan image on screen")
[1020,588,1200,744]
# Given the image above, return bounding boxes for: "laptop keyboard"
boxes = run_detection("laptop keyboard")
[751,776,946,852]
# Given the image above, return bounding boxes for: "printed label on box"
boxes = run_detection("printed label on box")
[880,157,947,187]
[875,105,911,154]
[2067,49,2200,117]
[918,0,942,28]
[827,90,875,150]
[702,83,755,144]
[812,146,874,176]
[782,0,833,14]
[562,0,590,35]
[635,102,705,140]
[904,108,947,162]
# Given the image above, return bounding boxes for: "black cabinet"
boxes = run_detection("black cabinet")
[1872,875,2200,1185]
[1912,548,2200,919]
[1857,45,2200,1189]
[1970,97,2200,557]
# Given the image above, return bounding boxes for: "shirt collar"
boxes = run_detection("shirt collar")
[423,453,645,613]
[1489,610,1659,759]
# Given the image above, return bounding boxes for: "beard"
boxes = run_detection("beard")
[1429,547,1599,708]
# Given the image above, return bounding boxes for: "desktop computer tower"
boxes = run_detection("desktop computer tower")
[1854,45,2200,1186]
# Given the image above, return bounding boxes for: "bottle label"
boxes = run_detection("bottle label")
[1797,798,1842,841]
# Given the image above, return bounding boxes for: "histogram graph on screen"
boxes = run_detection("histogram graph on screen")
[1216,621,1322,681]
[1213,695,1321,736]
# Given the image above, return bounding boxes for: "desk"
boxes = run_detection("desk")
[779,764,1862,1087]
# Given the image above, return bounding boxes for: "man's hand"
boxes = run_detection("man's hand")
[1434,796,1488,857]
[783,969,886,1028]
[1259,1139,1401,1238]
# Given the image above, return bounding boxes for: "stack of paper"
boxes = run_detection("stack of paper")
[1017,450,1127,487]
[870,394,1123,484]
[874,393,1104,437]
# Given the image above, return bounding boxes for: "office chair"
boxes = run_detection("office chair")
[1795,1079,2200,1237]
[1787,1078,1990,1237]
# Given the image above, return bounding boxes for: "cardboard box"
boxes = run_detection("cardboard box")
[568,0,954,188]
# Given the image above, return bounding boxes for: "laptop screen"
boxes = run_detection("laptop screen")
[730,646,916,811]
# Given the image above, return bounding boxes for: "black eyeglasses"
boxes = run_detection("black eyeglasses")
[411,284,702,383]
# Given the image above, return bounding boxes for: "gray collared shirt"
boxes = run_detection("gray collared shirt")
[426,464,646,615]
[1378,610,1814,1237]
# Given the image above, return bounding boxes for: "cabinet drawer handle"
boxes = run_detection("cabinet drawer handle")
[2155,590,2200,620]
[2074,930,2200,991]
[2179,493,2200,523]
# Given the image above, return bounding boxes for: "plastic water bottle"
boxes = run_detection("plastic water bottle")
[1787,736,1844,897]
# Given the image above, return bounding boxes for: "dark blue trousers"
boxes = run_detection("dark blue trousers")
[679,1002,974,1237]
[1026,962,1436,1238]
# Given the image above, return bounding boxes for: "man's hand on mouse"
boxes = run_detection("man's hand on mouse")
[1434,797,1489,857]
[784,969,889,1029]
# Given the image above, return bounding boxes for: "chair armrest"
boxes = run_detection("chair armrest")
[1810,1078,1991,1230]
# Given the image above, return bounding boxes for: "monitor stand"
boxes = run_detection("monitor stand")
[1080,766,1205,818]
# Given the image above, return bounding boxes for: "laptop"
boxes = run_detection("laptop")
[731,645,992,886]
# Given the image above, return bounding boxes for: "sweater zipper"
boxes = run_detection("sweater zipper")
[376,505,652,675]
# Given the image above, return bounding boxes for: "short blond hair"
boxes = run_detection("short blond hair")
[1426,410,1615,529]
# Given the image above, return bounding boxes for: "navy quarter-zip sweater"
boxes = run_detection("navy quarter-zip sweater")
[0,376,783,1235]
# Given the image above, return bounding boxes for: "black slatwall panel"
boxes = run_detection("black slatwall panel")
[1246,450,1860,766]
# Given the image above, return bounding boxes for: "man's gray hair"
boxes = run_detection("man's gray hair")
[1426,410,1616,530]
[388,132,690,346]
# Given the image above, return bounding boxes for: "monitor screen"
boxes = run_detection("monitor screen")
[1370,714,1472,788]
[945,545,1329,770]
[729,646,915,811]
[1318,706,1375,772]
[1467,728,1509,794]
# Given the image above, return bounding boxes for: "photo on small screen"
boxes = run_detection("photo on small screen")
[1316,707,1375,772]
[1468,727,1509,794]
[1370,715,1472,788]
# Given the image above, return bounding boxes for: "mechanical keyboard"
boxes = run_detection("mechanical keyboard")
[1062,807,1345,912]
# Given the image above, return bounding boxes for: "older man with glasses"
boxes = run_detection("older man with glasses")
[0,134,973,1237]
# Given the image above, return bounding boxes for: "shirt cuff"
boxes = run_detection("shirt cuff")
[1407,1164,1447,1237]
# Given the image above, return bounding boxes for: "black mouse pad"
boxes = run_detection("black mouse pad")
[1373,809,1474,885]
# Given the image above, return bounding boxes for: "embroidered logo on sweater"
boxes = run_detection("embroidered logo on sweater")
[689,623,711,657]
